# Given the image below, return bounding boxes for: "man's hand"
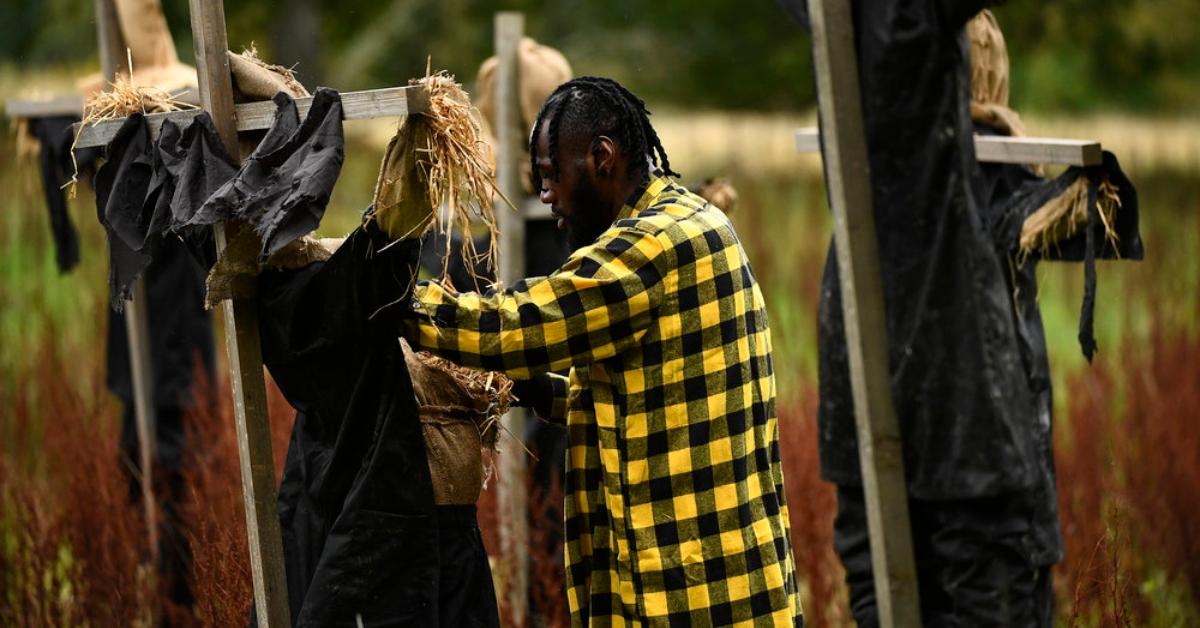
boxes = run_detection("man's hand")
[371,117,436,240]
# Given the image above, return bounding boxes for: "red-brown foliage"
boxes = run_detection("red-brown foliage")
[0,341,151,625]
[777,389,849,628]
[181,371,295,626]
[1054,325,1200,625]
[475,444,569,628]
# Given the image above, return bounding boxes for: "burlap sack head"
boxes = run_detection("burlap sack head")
[115,0,179,70]
[967,10,1025,137]
[228,49,310,103]
[474,38,573,193]
[77,0,197,97]
[372,116,435,240]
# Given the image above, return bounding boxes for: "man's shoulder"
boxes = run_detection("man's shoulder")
[618,182,720,241]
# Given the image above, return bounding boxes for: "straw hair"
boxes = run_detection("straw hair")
[967,10,1009,110]
[1019,177,1122,260]
[373,68,513,290]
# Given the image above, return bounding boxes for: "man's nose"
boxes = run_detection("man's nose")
[540,183,555,205]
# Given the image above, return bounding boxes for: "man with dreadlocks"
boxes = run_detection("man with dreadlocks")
[388,76,803,625]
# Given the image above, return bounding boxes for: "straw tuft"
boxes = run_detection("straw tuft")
[67,52,196,197]
[374,67,514,291]
[1019,175,1122,261]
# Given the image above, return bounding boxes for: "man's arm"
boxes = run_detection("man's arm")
[406,224,670,380]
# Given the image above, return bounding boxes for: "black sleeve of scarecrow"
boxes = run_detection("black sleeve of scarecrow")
[968,12,1144,362]
[257,223,421,397]
[23,115,103,274]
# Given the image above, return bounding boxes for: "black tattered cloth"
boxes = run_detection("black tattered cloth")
[25,116,104,273]
[259,224,498,627]
[95,88,345,308]
[93,88,498,626]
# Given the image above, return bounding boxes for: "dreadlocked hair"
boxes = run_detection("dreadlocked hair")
[528,76,679,193]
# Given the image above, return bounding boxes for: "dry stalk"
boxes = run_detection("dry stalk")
[1018,174,1121,263]
[381,67,515,291]
[66,51,196,197]
[413,350,515,451]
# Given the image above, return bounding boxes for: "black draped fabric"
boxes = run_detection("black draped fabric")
[94,111,223,607]
[815,0,1046,499]
[187,89,344,259]
[792,2,1146,622]
[980,148,1142,361]
[94,111,238,308]
[95,87,497,625]
[976,130,1142,567]
[25,116,102,273]
[258,223,498,627]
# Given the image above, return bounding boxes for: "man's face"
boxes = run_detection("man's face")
[534,121,612,250]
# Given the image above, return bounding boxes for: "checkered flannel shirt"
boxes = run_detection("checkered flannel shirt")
[406,175,802,626]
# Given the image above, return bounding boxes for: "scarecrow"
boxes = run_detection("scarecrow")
[92,65,511,623]
[775,2,1143,624]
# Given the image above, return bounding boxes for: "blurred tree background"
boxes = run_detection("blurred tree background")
[2,0,1197,113]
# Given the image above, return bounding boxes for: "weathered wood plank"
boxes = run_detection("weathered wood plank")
[4,96,85,118]
[974,134,1102,167]
[95,0,160,586]
[795,127,1103,166]
[71,85,429,148]
[806,0,922,626]
[5,89,201,121]
[188,1,290,627]
[493,11,530,627]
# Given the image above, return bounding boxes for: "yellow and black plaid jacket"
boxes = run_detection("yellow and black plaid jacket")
[407,176,801,626]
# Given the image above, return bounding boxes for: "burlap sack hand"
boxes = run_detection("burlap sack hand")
[372,116,436,241]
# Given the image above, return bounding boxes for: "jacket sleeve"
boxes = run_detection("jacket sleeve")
[405,223,670,380]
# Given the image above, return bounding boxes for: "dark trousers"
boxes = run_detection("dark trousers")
[834,485,1053,627]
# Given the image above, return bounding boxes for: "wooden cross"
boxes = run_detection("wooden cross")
[64,1,430,625]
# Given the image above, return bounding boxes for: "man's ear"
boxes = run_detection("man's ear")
[590,135,617,178]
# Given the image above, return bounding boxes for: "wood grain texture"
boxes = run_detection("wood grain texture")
[188,1,291,627]
[807,0,922,625]
[493,11,530,627]
[795,127,1103,166]
[71,85,428,147]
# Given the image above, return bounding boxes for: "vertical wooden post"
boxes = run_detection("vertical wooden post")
[806,0,922,625]
[125,280,158,555]
[96,0,161,561]
[94,0,126,80]
[493,11,529,624]
[188,1,291,626]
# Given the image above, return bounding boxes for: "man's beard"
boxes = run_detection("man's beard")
[564,175,613,250]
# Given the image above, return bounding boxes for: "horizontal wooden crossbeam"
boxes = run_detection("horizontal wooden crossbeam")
[6,88,201,120]
[794,127,1103,166]
[5,96,86,118]
[69,84,430,148]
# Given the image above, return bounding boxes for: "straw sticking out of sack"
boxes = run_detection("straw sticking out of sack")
[373,66,515,291]
[68,50,196,197]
